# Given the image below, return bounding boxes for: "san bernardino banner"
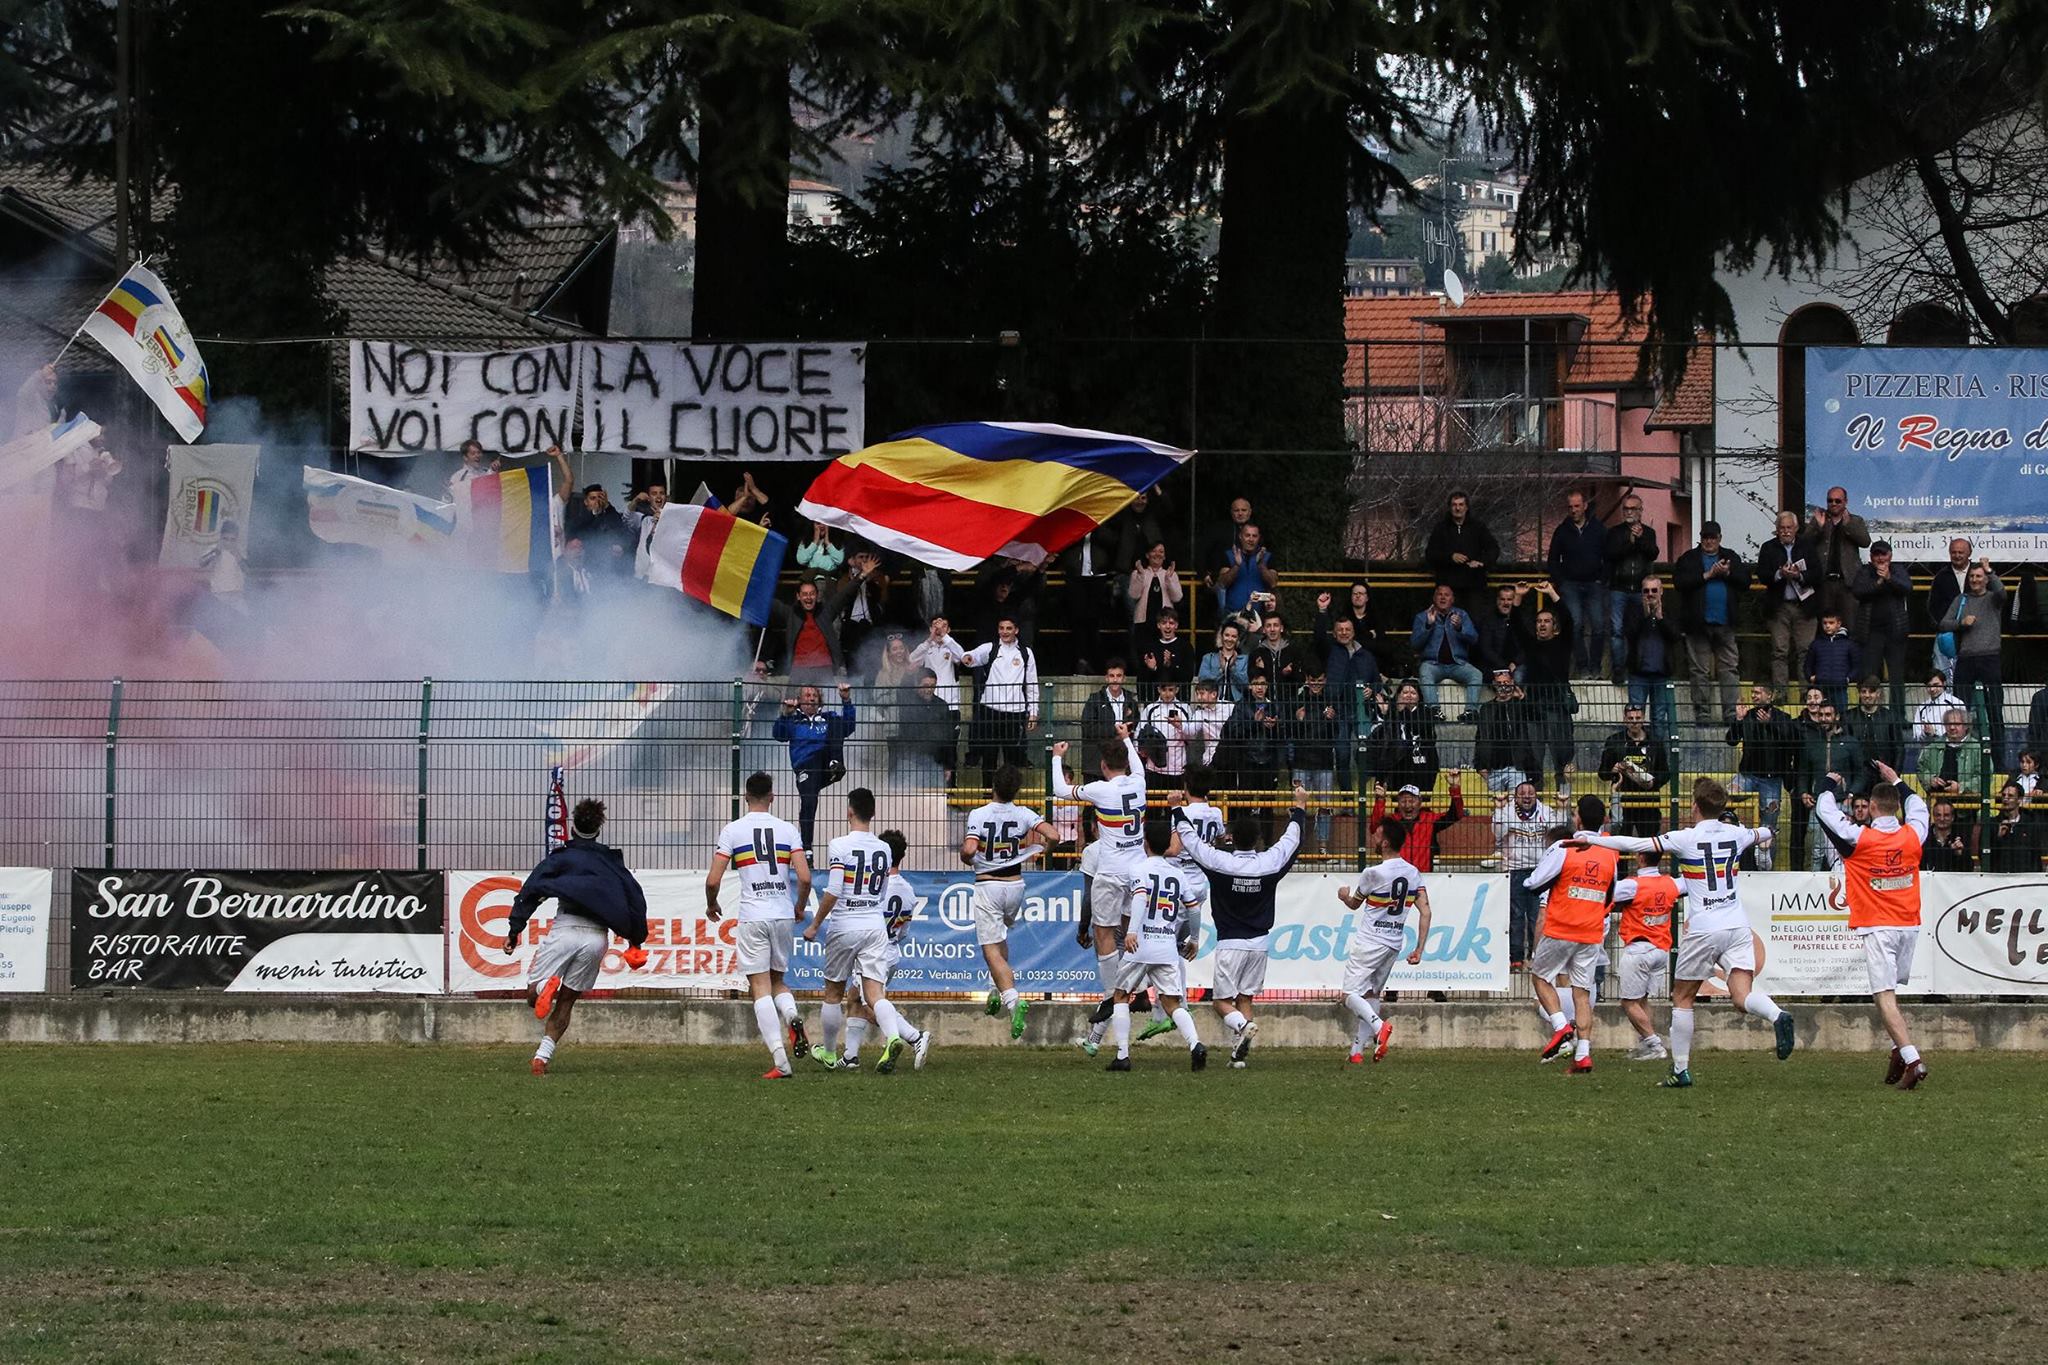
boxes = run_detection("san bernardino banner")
[0,867,52,992]
[70,870,445,991]
[448,869,1511,995]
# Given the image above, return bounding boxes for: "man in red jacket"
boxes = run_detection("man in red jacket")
[1368,778,1464,871]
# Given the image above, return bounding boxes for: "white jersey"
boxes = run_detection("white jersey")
[964,801,1044,876]
[1176,802,1225,876]
[882,873,916,943]
[1053,738,1147,881]
[1646,820,1760,935]
[824,830,893,932]
[1079,838,1103,879]
[1348,856,1423,953]
[714,813,805,923]
[1124,854,1199,966]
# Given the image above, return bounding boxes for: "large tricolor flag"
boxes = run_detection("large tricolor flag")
[797,422,1193,570]
[80,264,210,442]
[459,465,556,573]
[646,505,787,625]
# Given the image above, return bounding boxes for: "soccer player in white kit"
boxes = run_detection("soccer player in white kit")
[1572,777,1796,1088]
[960,764,1058,1040]
[1051,728,1147,1038]
[806,788,926,1071]
[1106,818,1208,1071]
[706,771,813,1079]
[1336,818,1431,1064]
[872,829,931,1072]
[1150,765,1225,1039]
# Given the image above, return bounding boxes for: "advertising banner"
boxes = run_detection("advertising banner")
[1920,874,2048,993]
[70,870,445,991]
[1805,345,2048,557]
[447,869,1511,995]
[579,341,864,460]
[0,867,51,992]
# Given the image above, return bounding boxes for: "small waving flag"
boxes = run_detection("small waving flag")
[459,465,555,573]
[80,264,210,442]
[647,505,787,625]
[797,422,1192,570]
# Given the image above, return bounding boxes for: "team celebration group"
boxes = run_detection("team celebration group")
[500,721,1936,1090]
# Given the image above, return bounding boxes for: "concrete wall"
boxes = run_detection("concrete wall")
[5,996,2045,1053]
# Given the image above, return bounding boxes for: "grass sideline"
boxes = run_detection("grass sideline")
[3,1045,2044,1362]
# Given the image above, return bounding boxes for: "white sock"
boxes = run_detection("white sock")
[844,1016,867,1059]
[1095,952,1121,997]
[1112,1002,1131,1058]
[1642,1032,1661,1046]
[1171,1006,1199,1049]
[999,987,1019,1010]
[1573,1038,1591,1061]
[535,1036,557,1062]
[822,1001,845,1052]
[1087,1018,1108,1045]
[1548,1010,1570,1032]
[1743,990,1784,1023]
[775,990,798,1025]
[1671,1007,1694,1072]
[1534,996,1555,1025]
[1900,1043,1921,1064]
[1148,991,1167,1022]
[1344,991,1382,1033]
[753,995,786,1066]
[1223,1008,1248,1035]
[875,998,919,1042]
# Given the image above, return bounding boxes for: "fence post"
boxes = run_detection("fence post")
[1663,677,1684,833]
[102,676,123,869]
[1975,681,1995,826]
[1353,680,1370,869]
[416,677,433,873]
[730,678,744,822]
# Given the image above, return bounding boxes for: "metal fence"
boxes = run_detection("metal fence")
[1,672,2019,994]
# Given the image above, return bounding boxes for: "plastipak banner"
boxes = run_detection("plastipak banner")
[1743,871,2048,996]
[70,869,445,992]
[446,870,1512,995]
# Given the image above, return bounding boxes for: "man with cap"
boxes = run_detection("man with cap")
[1368,777,1464,872]
[1674,521,1751,726]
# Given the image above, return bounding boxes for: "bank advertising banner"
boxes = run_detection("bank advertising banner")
[1805,346,2048,557]
[0,867,51,992]
[447,870,1514,995]
[70,870,445,991]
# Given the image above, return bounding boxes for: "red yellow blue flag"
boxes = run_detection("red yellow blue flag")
[80,264,210,442]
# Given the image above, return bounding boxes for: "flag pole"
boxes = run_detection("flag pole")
[52,255,150,368]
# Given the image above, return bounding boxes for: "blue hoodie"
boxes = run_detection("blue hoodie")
[507,837,649,945]
[773,701,856,769]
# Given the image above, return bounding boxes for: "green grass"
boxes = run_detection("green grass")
[2,1045,2044,1361]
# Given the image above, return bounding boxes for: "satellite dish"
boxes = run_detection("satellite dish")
[1444,267,1467,308]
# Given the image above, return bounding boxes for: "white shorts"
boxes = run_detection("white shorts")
[883,941,903,985]
[1115,957,1181,999]
[1214,946,1268,1000]
[735,918,794,976]
[971,877,1027,946]
[529,914,608,993]
[1675,925,1755,982]
[823,923,891,985]
[1341,941,1401,998]
[1530,936,1605,991]
[1090,870,1131,931]
[1619,939,1669,1002]
[1860,927,1918,995]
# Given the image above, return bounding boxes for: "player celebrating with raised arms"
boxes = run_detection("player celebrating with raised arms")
[1522,795,1619,1075]
[1051,726,1148,1038]
[706,771,813,1079]
[1336,818,1431,1064]
[1815,761,1930,1089]
[1106,817,1208,1071]
[1174,782,1309,1067]
[1572,777,1795,1088]
[806,788,926,1071]
[961,764,1059,1040]
[504,798,650,1076]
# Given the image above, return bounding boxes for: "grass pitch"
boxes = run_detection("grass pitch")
[3,1044,2045,1362]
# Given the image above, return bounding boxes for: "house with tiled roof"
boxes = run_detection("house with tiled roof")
[1343,288,1711,563]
